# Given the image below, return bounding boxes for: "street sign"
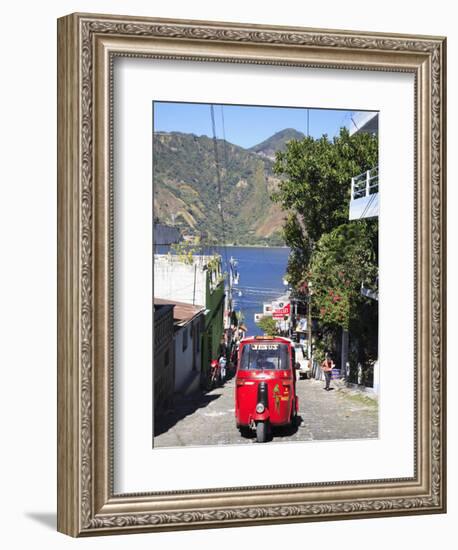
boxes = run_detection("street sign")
[272,302,291,319]
[263,303,273,316]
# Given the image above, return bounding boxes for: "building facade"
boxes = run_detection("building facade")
[346,111,380,392]
[154,254,226,388]
[153,303,175,418]
[348,112,379,221]
[154,298,205,396]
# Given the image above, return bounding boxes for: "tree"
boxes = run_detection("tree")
[272,127,378,286]
[308,220,378,329]
[257,316,278,336]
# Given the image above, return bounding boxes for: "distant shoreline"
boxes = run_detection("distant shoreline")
[155,243,289,250]
[218,244,288,249]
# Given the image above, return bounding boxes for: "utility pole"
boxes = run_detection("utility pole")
[229,256,234,317]
[192,263,197,305]
[293,300,298,341]
[225,256,235,356]
[307,289,313,362]
[341,327,349,380]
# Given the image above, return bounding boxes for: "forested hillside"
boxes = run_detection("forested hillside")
[153,130,300,246]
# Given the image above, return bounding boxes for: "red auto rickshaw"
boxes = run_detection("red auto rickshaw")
[235,336,299,443]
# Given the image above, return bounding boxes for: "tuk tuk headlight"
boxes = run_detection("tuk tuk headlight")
[256,403,265,414]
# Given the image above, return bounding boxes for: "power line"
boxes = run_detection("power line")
[236,287,285,294]
[210,104,229,269]
[220,105,230,177]
[359,190,377,220]
[350,113,359,132]
[219,105,233,264]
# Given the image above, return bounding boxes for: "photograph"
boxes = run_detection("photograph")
[55,11,446,536]
[152,102,380,446]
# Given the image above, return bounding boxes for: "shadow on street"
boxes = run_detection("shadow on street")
[154,389,223,437]
[238,415,304,442]
[270,414,304,440]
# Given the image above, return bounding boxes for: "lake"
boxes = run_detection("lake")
[155,245,290,336]
[218,246,290,336]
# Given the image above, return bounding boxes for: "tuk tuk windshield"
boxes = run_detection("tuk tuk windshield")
[240,343,290,370]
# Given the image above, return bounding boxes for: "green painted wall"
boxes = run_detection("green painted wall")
[200,266,226,388]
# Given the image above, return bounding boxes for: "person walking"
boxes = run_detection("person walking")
[219,354,227,383]
[321,353,335,391]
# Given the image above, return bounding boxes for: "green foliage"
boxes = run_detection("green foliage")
[206,253,222,272]
[153,131,285,246]
[169,241,224,290]
[348,299,379,367]
[235,310,245,324]
[272,126,379,335]
[308,221,378,329]
[170,239,200,264]
[281,213,313,287]
[272,127,378,283]
[256,316,278,336]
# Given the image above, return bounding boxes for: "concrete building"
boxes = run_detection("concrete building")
[153,302,175,418]
[154,298,205,396]
[154,254,226,387]
[346,111,380,393]
[348,112,379,221]
[349,111,379,136]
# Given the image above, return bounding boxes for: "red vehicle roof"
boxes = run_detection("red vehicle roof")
[240,336,293,345]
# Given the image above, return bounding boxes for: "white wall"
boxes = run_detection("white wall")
[1,1,455,549]
[154,255,207,307]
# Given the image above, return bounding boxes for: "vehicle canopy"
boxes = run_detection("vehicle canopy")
[235,336,298,435]
[238,336,294,371]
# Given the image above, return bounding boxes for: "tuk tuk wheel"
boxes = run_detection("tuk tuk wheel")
[256,421,268,443]
[290,400,298,426]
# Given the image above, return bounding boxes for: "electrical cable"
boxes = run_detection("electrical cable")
[210,104,230,269]
[358,188,377,220]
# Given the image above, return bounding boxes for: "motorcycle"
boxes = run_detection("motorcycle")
[208,359,220,389]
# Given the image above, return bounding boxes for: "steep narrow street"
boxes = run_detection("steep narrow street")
[154,375,378,447]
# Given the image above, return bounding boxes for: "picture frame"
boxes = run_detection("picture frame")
[57,12,446,536]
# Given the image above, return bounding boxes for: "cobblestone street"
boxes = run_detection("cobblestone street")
[154,374,378,447]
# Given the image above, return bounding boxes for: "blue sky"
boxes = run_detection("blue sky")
[153,102,369,149]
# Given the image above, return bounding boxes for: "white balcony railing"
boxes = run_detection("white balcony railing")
[349,167,379,220]
[351,167,379,200]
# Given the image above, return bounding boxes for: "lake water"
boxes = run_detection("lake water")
[222,247,290,336]
[156,245,289,336]
[155,245,290,336]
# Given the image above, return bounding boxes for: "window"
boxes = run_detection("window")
[240,343,290,370]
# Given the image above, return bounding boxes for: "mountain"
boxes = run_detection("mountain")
[153,130,300,246]
[249,128,305,160]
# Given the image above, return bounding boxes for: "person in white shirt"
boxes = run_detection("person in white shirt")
[219,355,227,382]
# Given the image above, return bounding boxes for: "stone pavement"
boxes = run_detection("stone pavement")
[153,373,378,448]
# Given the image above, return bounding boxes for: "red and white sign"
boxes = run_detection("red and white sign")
[272,302,291,319]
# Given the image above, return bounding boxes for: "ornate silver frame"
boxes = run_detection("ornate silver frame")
[57,13,446,536]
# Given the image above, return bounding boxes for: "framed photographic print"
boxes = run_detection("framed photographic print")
[57,13,446,536]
